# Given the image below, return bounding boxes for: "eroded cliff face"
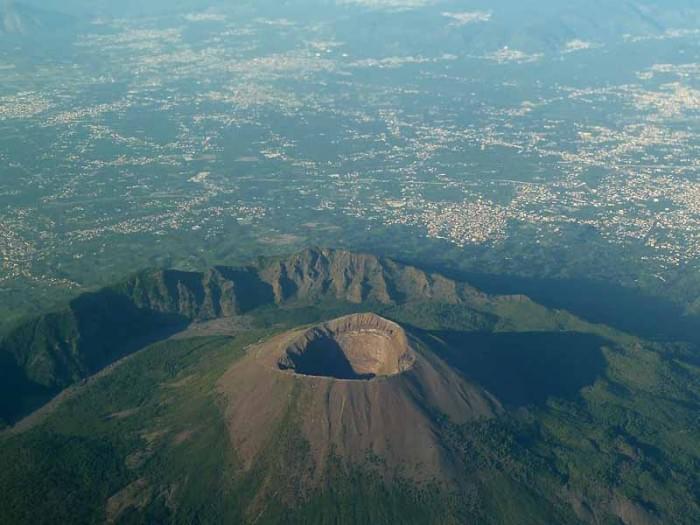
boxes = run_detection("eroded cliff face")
[118,247,485,321]
[257,248,483,306]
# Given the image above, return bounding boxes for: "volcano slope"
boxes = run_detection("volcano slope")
[219,313,500,487]
[0,248,699,524]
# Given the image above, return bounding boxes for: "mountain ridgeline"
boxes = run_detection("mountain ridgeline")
[0,248,504,426]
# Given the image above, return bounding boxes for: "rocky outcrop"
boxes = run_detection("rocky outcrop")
[112,247,485,322]
[258,247,483,306]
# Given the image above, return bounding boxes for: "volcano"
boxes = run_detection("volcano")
[218,313,501,485]
[2,249,696,524]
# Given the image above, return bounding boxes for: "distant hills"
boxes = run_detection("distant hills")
[15,0,226,18]
[2,0,698,63]
[8,0,700,52]
[0,1,76,37]
[330,0,700,57]
[2,1,41,36]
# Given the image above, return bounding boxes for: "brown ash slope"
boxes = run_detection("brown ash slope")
[219,313,500,486]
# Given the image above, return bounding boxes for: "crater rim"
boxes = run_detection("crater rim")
[276,313,416,381]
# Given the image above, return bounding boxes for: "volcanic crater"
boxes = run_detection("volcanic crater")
[276,313,416,380]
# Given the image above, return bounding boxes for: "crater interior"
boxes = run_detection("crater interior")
[277,313,415,380]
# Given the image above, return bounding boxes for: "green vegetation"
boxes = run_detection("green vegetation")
[0,432,129,524]
[0,336,251,524]
[279,469,456,525]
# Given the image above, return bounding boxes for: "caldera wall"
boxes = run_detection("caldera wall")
[277,313,415,380]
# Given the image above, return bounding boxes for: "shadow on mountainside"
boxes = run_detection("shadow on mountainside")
[279,336,375,380]
[0,289,189,427]
[215,266,276,313]
[429,330,608,407]
[415,263,700,346]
